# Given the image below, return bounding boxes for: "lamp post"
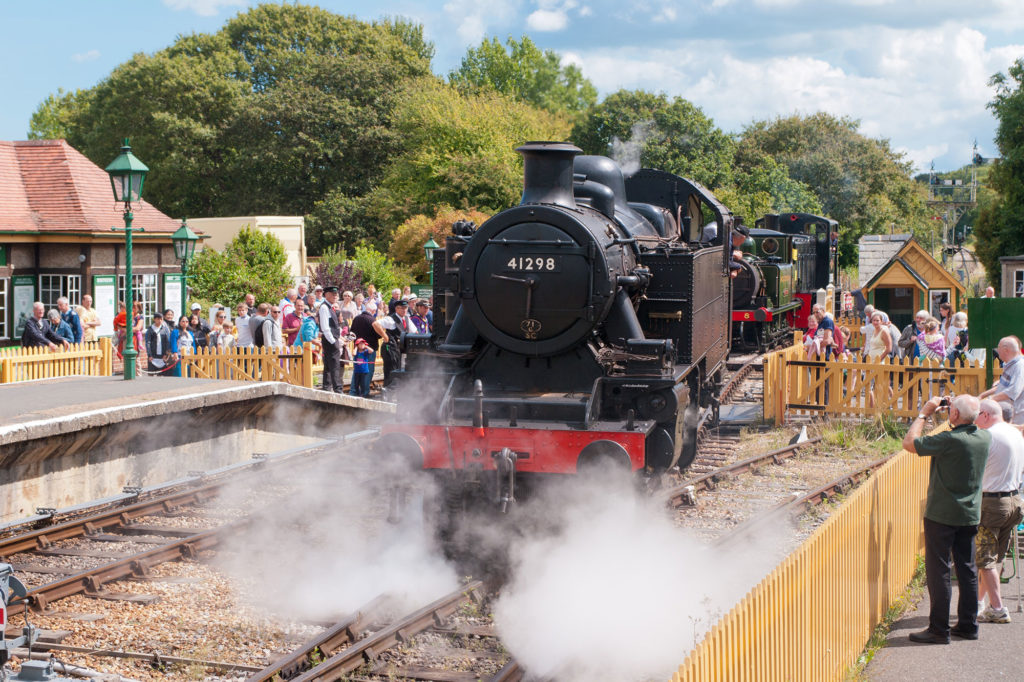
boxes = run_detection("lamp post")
[106,139,149,381]
[171,218,199,318]
[423,237,440,288]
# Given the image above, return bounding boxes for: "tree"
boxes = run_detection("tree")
[571,90,735,189]
[734,113,928,267]
[189,226,293,306]
[364,78,571,235]
[354,244,412,294]
[28,5,432,220]
[28,88,92,140]
[389,207,492,279]
[975,58,1024,291]
[450,36,596,115]
[715,157,823,224]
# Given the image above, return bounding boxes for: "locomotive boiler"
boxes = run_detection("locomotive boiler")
[380,142,733,513]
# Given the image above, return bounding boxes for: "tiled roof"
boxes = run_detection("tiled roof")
[858,234,910,287]
[0,139,180,234]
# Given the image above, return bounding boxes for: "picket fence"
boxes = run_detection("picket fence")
[0,338,113,384]
[764,336,1002,423]
[672,430,936,681]
[178,343,315,387]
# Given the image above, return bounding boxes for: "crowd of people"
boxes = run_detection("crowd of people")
[803,300,974,365]
[20,281,433,397]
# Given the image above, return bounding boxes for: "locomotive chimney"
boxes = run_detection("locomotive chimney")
[516,141,581,209]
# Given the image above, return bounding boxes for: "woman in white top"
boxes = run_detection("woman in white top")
[340,290,359,328]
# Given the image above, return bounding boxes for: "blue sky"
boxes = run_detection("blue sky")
[3,0,1022,172]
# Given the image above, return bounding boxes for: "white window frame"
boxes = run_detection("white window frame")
[118,273,159,321]
[1014,269,1024,298]
[38,274,81,309]
[0,278,8,340]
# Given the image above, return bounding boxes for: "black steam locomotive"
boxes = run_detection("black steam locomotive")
[380,142,733,511]
[730,213,839,351]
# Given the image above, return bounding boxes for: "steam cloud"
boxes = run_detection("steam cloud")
[214,448,457,621]
[610,121,660,176]
[493,473,790,682]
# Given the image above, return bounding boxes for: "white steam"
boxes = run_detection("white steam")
[494,474,789,682]
[610,121,660,175]
[214,450,458,621]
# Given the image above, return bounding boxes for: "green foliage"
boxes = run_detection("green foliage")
[450,36,596,115]
[734,113,929,267]
[368,78,571,231]
[31,5,432,220]
[305,190,375,256]
[28,88,92,140]
[975,59,1024,291]
[353,244,411,295]
[716,157,823,223]
[189,226,292,305]
[390,207,492,279]
[571,90,735,189]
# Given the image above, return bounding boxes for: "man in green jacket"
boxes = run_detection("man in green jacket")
[903,394,990,644]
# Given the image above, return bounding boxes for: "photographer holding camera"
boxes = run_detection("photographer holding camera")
[903,394,990,644]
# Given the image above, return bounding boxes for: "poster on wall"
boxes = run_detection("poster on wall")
[92,275,116,337]
[12,275,35,338]
[929,289,950,319]
[164,274,183,321]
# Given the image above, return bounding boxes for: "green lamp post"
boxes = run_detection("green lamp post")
[424,237,440,288]
[171,218,199,318]
[106,138,149,381]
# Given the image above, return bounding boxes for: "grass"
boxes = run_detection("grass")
[843,555,927,681]
[817,413,908,459]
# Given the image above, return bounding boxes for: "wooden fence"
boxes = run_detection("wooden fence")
[179,343,316,388]
[764,338,1002,424]
[0,338,113,384]
[672,431,936,681]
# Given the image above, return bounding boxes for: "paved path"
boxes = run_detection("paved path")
[0,375,248,428]
[866,580,1024,680]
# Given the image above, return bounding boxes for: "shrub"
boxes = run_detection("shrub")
[389,206,491,279]
[189,226,293,306]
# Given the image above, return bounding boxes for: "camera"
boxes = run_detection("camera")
[938,394,954,409]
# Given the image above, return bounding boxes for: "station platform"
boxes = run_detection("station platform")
[0,375,393,444]
[866,581,1024,680]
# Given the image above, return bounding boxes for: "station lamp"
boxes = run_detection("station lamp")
[424,237,440,287]
[106,139,149,381]
[171,219,200,318]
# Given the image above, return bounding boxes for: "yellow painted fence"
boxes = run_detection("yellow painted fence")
[764,340,1002,424]
[0,338,113,383]
[672,436,934,681]
[180,343,316,387]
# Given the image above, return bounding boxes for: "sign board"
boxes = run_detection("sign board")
[92,275,117,337]
[164,273,183,321]
[12,275,34,339]
[414,286,433,300]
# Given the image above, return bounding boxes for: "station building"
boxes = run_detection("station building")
[0,139,196,346]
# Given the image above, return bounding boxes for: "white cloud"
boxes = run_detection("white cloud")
[443,0,523,44]
[527,8,570,31]
[71,50,100,63]
[162,0,245,17]
[568,20,1023,171]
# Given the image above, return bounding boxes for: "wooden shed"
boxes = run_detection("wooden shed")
[859,236,965,329]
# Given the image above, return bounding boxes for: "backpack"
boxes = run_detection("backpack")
[253,321,265,348]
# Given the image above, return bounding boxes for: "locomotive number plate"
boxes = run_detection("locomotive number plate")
[505,256,560,272]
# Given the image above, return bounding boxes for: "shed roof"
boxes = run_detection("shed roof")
[0,139,181,234]
[858,234,912,287]
[862,237,965,295]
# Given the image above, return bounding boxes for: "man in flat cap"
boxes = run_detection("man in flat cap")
[318,286,343,393]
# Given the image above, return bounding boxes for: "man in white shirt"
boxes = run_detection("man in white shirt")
[973,399,1024,623]
[279,288,297,317]
[234,303,253,347]
[980,337,1024,425]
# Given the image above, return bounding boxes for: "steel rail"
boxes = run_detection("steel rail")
[490,659,525,682]
[246,595,390,681]
[7,520,246,614]
[21,642,262,674]
[715,454,894,546]
[288,581,485,682]
[0,432,378,556]
[664,437,824,507]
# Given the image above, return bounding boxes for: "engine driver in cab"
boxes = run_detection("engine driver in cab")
[729,224,751,278]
